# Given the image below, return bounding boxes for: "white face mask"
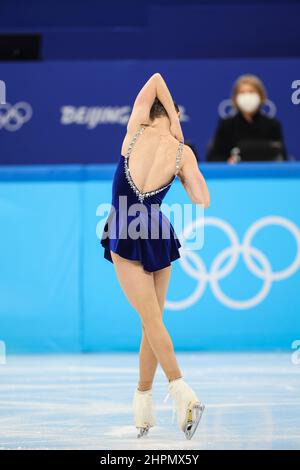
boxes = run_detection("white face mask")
[236,92,261,113]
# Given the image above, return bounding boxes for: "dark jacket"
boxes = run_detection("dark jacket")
[206,110,287,162]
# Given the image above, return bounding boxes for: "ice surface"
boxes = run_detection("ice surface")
[0,352,299,450]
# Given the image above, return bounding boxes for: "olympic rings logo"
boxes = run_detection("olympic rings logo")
[166,216,300,311]
[0,80,5,104]
[0,102,33,131]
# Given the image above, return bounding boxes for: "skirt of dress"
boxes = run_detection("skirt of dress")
[100,206,181,272]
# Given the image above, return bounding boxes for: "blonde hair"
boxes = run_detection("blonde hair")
[231,74,267,109]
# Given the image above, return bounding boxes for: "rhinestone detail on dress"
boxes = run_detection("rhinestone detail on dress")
[124,126,184,204]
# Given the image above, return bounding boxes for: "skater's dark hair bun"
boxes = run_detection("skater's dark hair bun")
[149,97,179,121]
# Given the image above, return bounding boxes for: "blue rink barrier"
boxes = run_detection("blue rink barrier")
[0,162,300,353]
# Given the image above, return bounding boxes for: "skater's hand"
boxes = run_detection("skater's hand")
[170,117,184,143]
[227,155,240,165]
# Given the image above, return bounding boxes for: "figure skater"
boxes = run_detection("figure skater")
[101,73,210,439]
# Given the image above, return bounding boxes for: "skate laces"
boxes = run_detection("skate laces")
[163,378,183,425]
[163,391,176,424]
[163,379,195,427]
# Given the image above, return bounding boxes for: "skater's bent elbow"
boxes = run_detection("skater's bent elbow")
[188,182,210,208]
[194,194,210,209]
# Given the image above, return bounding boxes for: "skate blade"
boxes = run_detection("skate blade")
[184,402,205,440]
[136,425,150,438]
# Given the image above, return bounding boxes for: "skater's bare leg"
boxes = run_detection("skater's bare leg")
[110,251,182,384]
[138,265,180,391]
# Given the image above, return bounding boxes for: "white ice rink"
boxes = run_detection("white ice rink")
[0,352,299,450]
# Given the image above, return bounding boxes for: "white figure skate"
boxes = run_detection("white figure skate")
[133,387,156,438]
[164,377,205,440]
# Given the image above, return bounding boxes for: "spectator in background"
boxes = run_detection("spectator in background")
[206,74,287,163]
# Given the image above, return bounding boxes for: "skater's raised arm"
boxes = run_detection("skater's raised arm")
[178,146,210,209]
[127,73,183,141]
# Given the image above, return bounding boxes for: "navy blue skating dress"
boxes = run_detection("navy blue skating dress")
[100,125,184,272]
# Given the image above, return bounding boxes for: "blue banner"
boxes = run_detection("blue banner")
[0,59,299,164]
